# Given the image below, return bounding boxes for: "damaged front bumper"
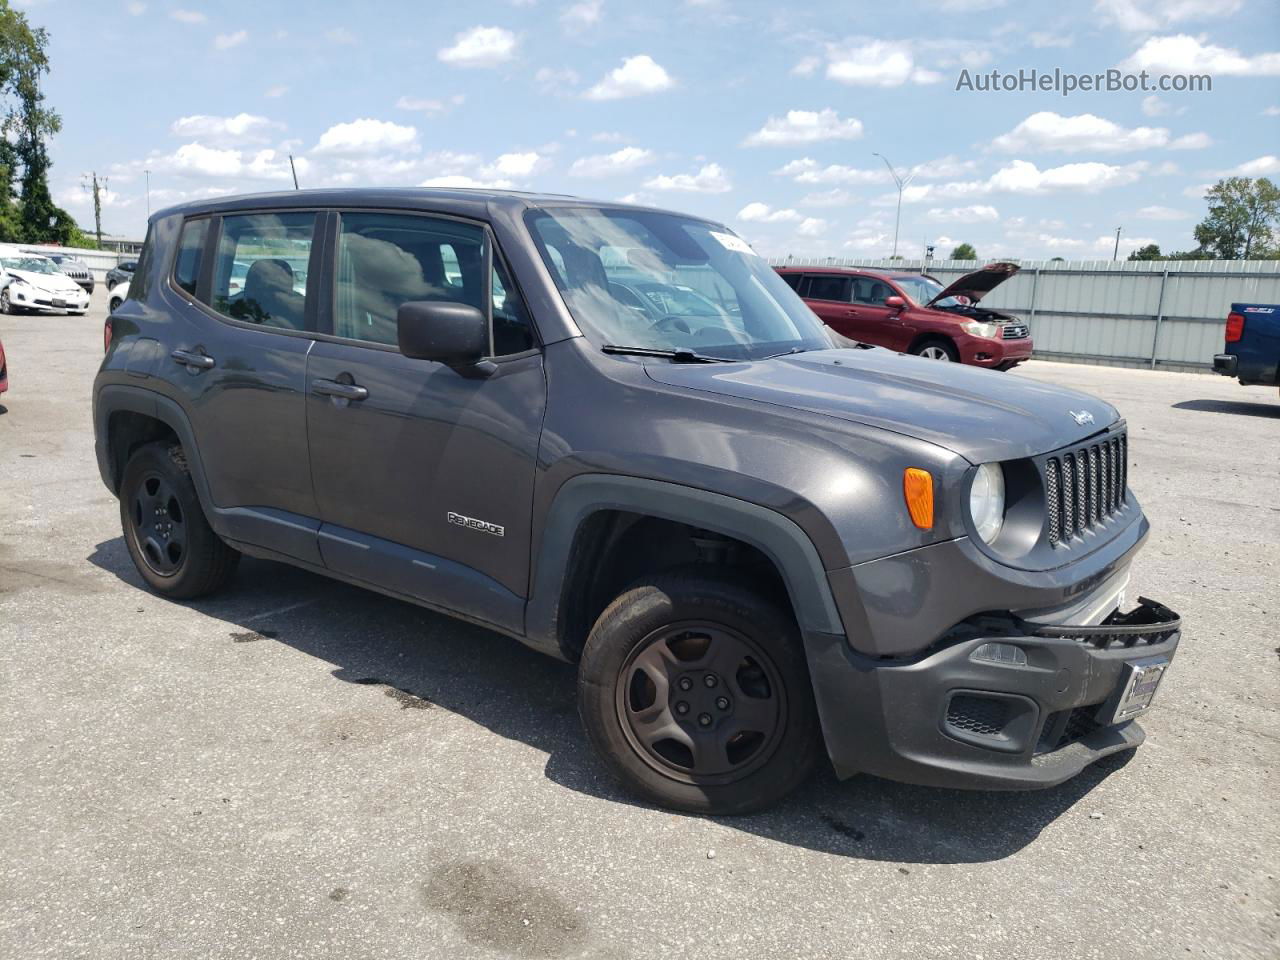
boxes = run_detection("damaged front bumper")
[805,598,1181,790]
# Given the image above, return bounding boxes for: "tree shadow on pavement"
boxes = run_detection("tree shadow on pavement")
[1172,398,1279,418]
[89,536,1131,866]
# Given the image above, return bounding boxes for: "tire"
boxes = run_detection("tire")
[119,441,239,599]
[0,288,10,314]
[578,568,821,815]
[912,338,959,362]
[109,298,123,312]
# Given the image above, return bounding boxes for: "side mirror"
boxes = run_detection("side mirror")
[397,300,489,370]
[884,295,905,308]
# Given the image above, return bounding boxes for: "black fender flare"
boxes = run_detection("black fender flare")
[524,474,845,659]
[94,384,218,516]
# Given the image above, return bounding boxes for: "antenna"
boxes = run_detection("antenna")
[288,154,300,190]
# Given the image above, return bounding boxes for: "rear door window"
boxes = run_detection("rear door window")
[805,275,851,302]
[173,219,209,296]
[205,212,316,331]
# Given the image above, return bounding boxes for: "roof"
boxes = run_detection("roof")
[774,264,924,279]
[150,187,720,228]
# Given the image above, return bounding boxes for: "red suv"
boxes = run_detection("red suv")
[776,262,1033,370]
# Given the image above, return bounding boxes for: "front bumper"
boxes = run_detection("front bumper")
[9,286,91,313]
[963,336,1034,368]
[806,598,1181,789]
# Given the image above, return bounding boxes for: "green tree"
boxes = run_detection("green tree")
[0,3,79,245]
[1127,243,1164,261]
[1192,177,1280,260]
[950,242,977,260]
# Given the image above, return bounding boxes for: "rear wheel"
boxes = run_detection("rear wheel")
[120,442,239,598]
[578,569,820,814]
[109,297,123,312]
[912,338,959,362]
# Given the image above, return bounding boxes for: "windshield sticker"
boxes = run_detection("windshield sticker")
[710,231,758,257]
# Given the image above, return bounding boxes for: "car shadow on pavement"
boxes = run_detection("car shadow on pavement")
[1172,398,1279,418]
[89,537,1130,865]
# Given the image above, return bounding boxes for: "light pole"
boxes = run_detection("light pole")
[144,169,151,218]
[873,152,915,260]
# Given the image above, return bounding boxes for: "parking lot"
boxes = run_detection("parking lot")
[1,295,1277,960]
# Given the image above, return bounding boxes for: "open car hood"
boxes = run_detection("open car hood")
[926,261,1020,307]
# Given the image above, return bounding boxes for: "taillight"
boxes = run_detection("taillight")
[1225,312,1245,343]
[103,319,112,353]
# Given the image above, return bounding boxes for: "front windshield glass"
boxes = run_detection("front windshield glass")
[526,208,832,360]
[893,274,960,308]
[2,256,58,274]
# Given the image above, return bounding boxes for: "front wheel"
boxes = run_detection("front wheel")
[578,570,821,815]
[109,297,123,312]
[912,338,959,362]
[0,288,11,314]
[120,442,239,598]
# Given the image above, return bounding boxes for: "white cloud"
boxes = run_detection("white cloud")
[991,112,1175,153]
[438,26,519,67]
[797,217,828,236]
[1263,106,1280,117]
[774,157,889,185]
[214,30,247,50]
[325,27,357,44]
[171,113,280,143]
[170,9,205,23]
[1097,0,1242,32]
[127,1,145,14]
[1095,233,1158,256]
[936,0,1006,8]
[584,55,674,100]
[823,39,943,86]
[568,146,655,177]
[590,131,628,143]
[737,202,801,223]
[535,66,581,94]
[743,109,863,147]
[791,56,821,76]
[644,163,732,193]
[264,85,288,99]
[1169,132,1211,149]
[421,174,515,189]
[1121,34,1280,76]
[1135,205,1188,220]
[1222,155,1280,176]
[313,118,418,155]
[561,0,603,30]
[891,160,1149,203]
[490,151,544,177]
[130,143,302,182]
[1141,95,1179,117]
[799,188,857,208]
[1030,32,1072,48]
[925,205,1000,223]
[396,94,466,114]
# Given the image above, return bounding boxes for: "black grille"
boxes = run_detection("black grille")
[1001,323,1030,339]
[945,695,1011,738]
[1045,431,1127,546]
[1036,704,1104,754]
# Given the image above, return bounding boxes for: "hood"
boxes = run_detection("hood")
[7,269,82,294]
[926,261,1019,307]
[644,347,1118,463]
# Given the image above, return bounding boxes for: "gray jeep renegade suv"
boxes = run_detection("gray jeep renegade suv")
[94,189,1181,814]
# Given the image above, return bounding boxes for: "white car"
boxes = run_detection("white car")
[0,250,92,315]
[107,281,131,312]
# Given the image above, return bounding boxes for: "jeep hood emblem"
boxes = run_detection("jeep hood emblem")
[1069,409,1094,426]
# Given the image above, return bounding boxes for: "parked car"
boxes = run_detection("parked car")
[45,253,96,294]
[0,250,92,314]
[94,190,1180,814]
[107,281,131,313]
[776,262,1033,370]
[105,259,138,289]
[1214,302,1279,396]
[0,335,7,399]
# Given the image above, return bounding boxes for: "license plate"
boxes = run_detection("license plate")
[52,298,66,307]
[1108,656,1169,723]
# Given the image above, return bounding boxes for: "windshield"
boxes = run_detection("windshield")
[893,274,961,308]
[526,207,832,360]
[2,256,58,275]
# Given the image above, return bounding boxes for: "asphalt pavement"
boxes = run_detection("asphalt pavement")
[1,296,1277,959]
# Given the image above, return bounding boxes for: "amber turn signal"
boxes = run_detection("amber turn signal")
[903,468,934,530]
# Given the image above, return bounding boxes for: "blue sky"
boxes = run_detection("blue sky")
[29,0,1280,259]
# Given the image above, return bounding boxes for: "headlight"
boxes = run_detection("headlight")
[961,320,1001,338]
[969,462,1006,543]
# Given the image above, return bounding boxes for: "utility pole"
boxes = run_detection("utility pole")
[144,169,151,217]
[1113,226,1122,261]
[873,152,914,260]
[288,154,299,190]
[82,172,107,247]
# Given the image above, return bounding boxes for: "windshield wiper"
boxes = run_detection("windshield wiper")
[760,346,810,360]
[602,344,731,363]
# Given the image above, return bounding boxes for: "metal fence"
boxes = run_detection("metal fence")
[767,257,1280,372]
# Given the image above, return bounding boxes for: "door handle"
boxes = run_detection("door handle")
[844,308,860,316]
[171,348,215,370]
[312,378,369,401]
